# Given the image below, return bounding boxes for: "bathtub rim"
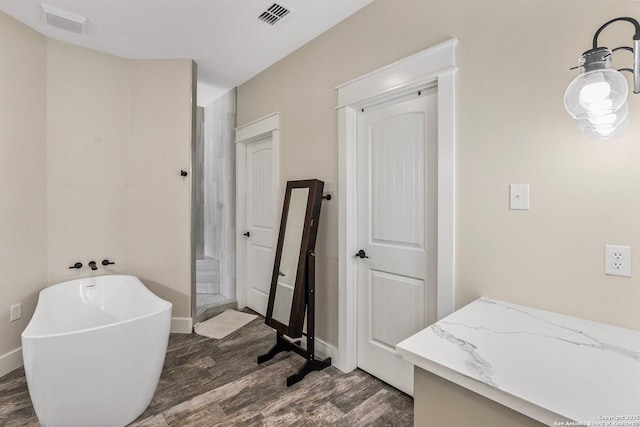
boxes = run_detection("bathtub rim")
[22,274,172,340]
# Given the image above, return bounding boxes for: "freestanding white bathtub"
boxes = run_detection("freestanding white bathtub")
[21,275,172,427]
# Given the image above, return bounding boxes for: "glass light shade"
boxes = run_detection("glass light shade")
[564,68,628,119]
[564,47,633,139]
[576,101,628,131]
[575,101,628,139]
[579,111,630,140]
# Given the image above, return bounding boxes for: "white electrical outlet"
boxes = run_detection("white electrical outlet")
[605,245,632,277]
[10,303,21,322]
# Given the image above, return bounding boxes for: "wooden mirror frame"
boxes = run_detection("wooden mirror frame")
[264,179,324,338]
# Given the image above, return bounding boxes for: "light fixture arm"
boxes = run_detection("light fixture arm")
[592,16,640,94]
[613,48,635,75]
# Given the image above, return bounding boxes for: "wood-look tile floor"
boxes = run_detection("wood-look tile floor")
[0,312,413,426]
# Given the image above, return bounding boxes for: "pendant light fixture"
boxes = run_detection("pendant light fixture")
[564,17,640,139]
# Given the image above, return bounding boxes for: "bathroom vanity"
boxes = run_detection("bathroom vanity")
[396,298,640,427]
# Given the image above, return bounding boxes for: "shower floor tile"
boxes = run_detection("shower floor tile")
[196,293,229,307]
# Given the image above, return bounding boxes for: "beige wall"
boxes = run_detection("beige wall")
[0,13,47,361]
[237,0,640,349]
[0,12,193,373]
[46,40,130,284]
[128,59,194,318]
[46,43,194,318]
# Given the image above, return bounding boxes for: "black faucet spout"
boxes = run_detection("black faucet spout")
[88,261,98,271]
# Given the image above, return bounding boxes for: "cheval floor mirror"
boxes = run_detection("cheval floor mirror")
[257,179,332,386]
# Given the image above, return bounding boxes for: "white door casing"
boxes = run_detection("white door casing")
[356,90,438,395]
[235,113,280,314]
[336,39,457,374]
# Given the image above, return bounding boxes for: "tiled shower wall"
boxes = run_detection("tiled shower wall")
[204,89,237,300]
[194,107,205,259]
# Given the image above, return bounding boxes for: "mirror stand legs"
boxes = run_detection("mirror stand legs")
[257,332,331,387]
[286,355,332,387]
[256,333,300,364]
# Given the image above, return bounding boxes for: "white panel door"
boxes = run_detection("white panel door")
[356,89,438,395]
[245,135,275,316]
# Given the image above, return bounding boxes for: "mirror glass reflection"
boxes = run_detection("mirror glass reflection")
[271,187,309,326]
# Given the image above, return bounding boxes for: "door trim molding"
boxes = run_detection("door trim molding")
[335,39,457,373]
[235,112,280,310]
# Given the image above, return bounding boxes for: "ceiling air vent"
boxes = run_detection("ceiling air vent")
[41,3,87,34]
[258,3,294,26]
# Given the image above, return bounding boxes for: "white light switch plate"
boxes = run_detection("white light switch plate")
[605,244,632,277]
[510,184,529,210]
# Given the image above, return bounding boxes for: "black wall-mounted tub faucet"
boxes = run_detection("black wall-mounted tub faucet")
[102,259,115,266]
[88,261,98,271]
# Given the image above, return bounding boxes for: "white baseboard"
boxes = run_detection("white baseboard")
[0,347,23,378]
[171,317,193,334]
[315,338,337,363]
[282,335,337,364]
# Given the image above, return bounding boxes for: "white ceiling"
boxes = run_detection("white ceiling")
[0,0,374,106]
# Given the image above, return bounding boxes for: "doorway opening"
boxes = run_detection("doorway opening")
[194,89,238,322]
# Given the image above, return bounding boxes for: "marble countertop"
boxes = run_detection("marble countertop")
[396,298,640,426]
